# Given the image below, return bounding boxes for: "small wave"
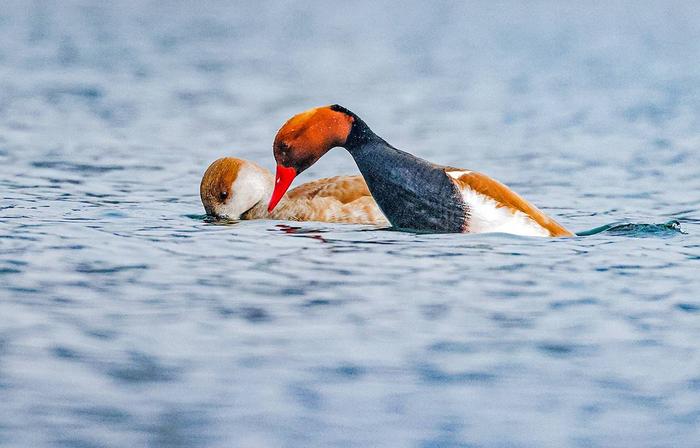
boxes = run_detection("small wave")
[186,214,241,226]
[575,220,685,237]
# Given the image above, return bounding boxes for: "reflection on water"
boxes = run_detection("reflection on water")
[1,1,700,447]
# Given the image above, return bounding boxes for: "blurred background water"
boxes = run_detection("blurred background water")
[1,1,700,447]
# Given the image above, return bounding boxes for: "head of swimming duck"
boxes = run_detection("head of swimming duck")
[268,105,355,212]
[200,157,272,220]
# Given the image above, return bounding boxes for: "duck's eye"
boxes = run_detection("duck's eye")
[219,191,228,201]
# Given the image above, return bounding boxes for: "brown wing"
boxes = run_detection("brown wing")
[274,175,387,225]
[447,169,573,237]
[286,175,372,204]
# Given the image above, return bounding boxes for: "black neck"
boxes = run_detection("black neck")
[330,105,382,151]
[335,113,467,232]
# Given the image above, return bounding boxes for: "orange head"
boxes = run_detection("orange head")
[268,105,354,212]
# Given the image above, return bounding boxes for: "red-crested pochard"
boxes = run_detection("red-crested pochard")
[200,157,387,225]
[267,105,573,237]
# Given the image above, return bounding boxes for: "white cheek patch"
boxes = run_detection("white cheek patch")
[216,165,268,219]
[461,188,550,237]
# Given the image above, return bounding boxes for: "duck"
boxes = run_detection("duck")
[267,105,573,237]
[200,156,388,225]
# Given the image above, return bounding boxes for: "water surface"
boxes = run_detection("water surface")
[1,2,700,447]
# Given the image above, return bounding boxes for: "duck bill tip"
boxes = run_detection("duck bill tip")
[268,165,297,212]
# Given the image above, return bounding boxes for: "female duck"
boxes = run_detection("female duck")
[267,105,572,237]
[200,157,387,225]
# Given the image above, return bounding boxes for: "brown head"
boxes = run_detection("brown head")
[268,105,354,212]
[200,157,273,219]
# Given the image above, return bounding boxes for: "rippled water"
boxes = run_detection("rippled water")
[1,1,700,447]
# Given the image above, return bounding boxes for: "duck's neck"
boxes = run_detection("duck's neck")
[241,198,270,220]
[243,178,303,221]
[343,117,467,232]
[241,177,274,220]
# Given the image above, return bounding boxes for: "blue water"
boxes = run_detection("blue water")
[1,1,700,447]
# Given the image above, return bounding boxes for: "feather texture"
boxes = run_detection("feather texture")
[201,157,387,225]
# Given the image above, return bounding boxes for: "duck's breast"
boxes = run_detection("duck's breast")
[350,142,467,232]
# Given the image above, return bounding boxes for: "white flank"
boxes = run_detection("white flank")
[460,187,550,237]
[446,170,472,179]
